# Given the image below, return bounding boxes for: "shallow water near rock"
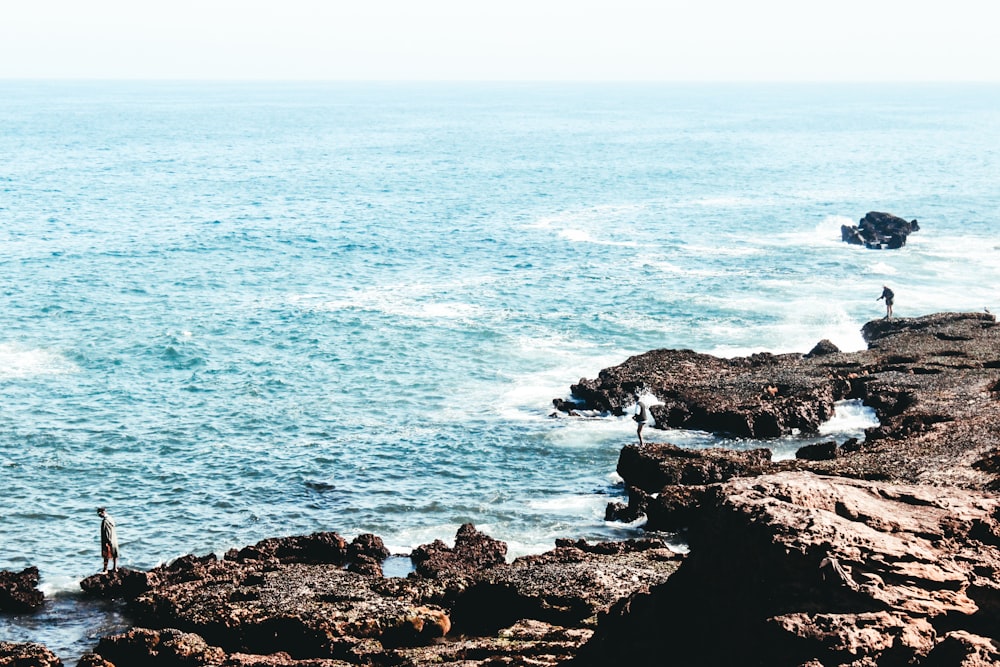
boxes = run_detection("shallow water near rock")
[1,81,998,659]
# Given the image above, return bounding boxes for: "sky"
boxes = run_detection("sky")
[1,0,998,81]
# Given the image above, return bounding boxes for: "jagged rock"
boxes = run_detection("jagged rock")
[805,338,840,357]
[76,653,114,667]
[229,532,348,565]
[96,628,225,666]
[562,347,840,438]
[129,560,451,659]
[0,566,44,612]
[576,471,1000,666]
[923,631,1000,666]
[0,641,62,667]
[0,641,62,666]
[841,211,919,249]
[450,539,681,634]
[409,523,507,580]
[377,619,591,666]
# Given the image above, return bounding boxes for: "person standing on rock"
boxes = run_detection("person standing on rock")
[97,507,119,573]
[877,285,894,319]
[633,398,652,446]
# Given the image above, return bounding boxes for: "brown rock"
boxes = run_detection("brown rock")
[409,523,507,579]
[577,471,1000,666]
[0,566,45,612]
[0,641,63,666]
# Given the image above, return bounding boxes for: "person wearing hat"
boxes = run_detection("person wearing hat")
[97,507,119,573]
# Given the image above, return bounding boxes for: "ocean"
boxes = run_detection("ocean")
[1,82,998,660]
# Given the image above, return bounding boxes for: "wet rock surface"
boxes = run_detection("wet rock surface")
[0,566,45,613]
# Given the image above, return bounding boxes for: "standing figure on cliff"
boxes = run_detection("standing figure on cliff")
[97,507,119,573]
[877,285,895,319]
[633,399,652,446]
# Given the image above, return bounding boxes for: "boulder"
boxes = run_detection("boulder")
[409,523,507,580]
[841,211,920,249]
[0,641,62,666]
[0,566,44,612]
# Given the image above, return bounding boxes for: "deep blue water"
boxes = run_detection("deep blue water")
[1,82,999,659]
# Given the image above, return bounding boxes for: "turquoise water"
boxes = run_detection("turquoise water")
[1,82,999,658]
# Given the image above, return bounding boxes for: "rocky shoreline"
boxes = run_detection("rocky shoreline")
[4,312,1000,666]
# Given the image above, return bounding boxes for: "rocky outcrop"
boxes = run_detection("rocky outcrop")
[574,312,1000,665]
[563,312,1000,489]
[841,211,920,249]
[577,472,1000,666]
[0,641,62,666]
[72,526,677,666]
[0,566,45,613]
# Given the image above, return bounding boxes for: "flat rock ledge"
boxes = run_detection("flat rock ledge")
[577,472,1000,666]
[70,526,680,666]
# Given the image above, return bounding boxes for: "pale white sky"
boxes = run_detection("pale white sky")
[1,0,998,81]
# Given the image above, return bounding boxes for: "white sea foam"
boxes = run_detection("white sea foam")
[819,399,880,435]
[0,343,77,378]
[39,574,83,597]
[292,289,488,323]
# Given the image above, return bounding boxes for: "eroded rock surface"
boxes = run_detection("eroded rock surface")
[0,641,62,666]
[565,312,1000,489]
[73,526,676,666]
[0,566,45,613]
[578,472,1000,666]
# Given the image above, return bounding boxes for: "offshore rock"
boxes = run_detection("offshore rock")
[840,211,920,249]
[0,641,63,666]
[577,472,1000,666]
[0,566,45,613]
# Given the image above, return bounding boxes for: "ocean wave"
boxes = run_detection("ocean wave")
[0,343,77,378]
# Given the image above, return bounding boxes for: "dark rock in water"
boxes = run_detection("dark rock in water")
[80,567,152,600]
[0,566,45,612]
[841,211,919,249]
[795,440,839,460]
[0,641,63,666]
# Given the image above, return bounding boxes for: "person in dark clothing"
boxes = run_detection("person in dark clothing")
[633,400,652,446]
[877,285,894,319]
[97,507,119,572]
